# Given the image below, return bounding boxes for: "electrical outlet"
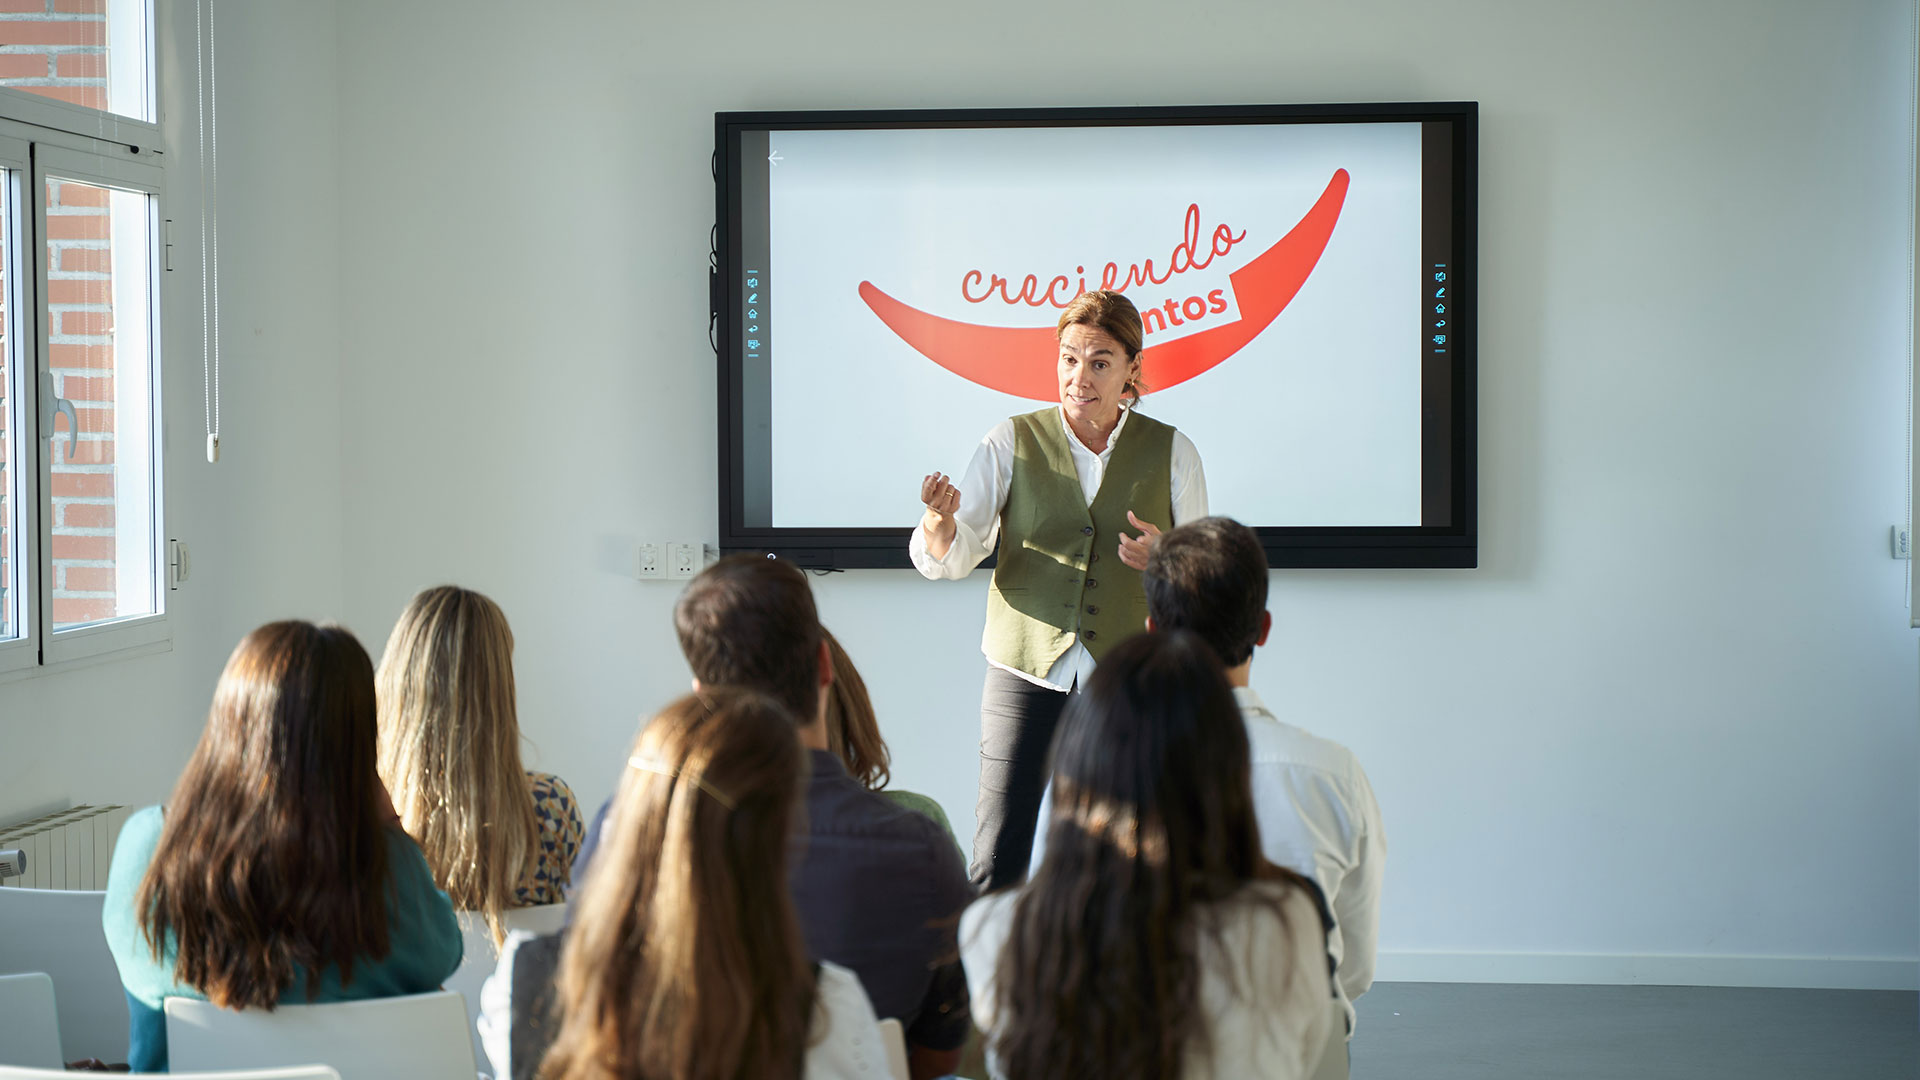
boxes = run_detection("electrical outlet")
[1894,526,1912,560]
[636,542,666,579]
[669,541,703,579]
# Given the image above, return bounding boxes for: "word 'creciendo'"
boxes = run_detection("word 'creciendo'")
[958,204,1249,312]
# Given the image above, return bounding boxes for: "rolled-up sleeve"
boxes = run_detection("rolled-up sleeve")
[908,421,1014,580]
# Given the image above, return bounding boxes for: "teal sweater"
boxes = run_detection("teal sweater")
[102,805,463,1072]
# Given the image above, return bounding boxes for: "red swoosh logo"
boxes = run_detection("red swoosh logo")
[858,168,1350,400]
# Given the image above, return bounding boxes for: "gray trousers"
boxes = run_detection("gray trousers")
[969,665,1072,893]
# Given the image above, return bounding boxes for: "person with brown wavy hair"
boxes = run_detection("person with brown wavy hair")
[377,585,584,946]
[102,621,463,1072]
[959,629,1338,1080]
[479,689,888,1080]
[909,289,1212,891]
[820,627,960,854]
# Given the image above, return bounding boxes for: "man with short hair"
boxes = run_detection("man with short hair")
[575,555,971,1080]
[1030,516,1385,1043]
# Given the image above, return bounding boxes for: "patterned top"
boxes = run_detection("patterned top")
[515,771,584,906]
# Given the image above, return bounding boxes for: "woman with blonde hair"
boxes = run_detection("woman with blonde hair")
[377,585,583,945]
[479,688,889,1080]
[821,627,961,854]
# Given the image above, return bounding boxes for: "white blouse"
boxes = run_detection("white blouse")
[959,883,1338,1080]
[909,404,1209,691]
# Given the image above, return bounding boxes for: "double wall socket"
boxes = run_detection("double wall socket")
[636,541,712,580]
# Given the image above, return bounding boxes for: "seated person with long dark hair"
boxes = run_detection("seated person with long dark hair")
[1029,517,1386,1051]
[964,629,1339,1080]
[482,689,889,1080]
[569,556,971,1080]
[102,621,463,1072]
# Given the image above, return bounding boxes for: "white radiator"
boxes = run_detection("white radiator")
[0,805,129,890]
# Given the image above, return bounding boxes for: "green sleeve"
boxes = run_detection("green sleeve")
[882,789,964,858]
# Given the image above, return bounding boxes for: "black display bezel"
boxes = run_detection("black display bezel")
[715,102,1478,570]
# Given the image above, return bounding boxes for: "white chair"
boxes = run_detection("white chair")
[877,1017,909,1080]
[165,991,475,1080]
[0,888,124,1062]
[0,973,62,1068]
[1308,999,1350,1080]
[0,1060,339,1068]
[444,903,567,1067]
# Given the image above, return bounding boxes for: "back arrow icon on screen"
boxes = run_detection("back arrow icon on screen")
[768,151,784,165]
[857,168,1350,400]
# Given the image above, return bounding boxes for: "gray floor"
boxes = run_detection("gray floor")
[1351,983,1919,1079]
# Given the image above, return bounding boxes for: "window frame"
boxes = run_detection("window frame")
[0,0,171,678]
[31,143,166,667]
[0,132,34,677]
[0,0,183,672]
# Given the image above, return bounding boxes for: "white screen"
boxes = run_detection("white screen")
[762,121,1429,529]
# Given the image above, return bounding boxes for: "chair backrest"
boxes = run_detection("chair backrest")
[0,973,62,1069]
[1308,998,1350,1080]
[877,1017,909,1080]
[165,991,475,1080]
[0,888,125,1062]
[444,903,567,1067]
[0,1060,339,1068]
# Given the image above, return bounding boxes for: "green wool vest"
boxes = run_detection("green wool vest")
[985,407,1176,679]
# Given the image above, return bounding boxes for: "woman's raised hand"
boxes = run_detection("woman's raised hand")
[920,472,961,560]
[1117,510,1162,571]
[921,472,961,521]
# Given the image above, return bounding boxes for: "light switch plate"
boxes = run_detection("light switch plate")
[669,541,703,579]
[636,543,665,579]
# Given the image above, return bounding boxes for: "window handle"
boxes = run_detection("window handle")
[41,378,77,462]
[54,396,76,461]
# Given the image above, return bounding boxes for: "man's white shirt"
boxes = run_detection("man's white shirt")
[1029,684,1385,1036]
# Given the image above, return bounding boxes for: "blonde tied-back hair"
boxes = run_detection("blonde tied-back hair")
[376,585,541,947]
[541,689,815,1080]
[1058,289,1150,401]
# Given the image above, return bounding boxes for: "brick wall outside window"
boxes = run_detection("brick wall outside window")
[47,176,114,627]
[0,0,116,628]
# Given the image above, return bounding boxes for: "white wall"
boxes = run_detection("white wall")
[6,0,1912,991]
[324,0,1920,988]
[0,2,346,820]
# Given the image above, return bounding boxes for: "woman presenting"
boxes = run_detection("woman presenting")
[911,289,1208,891]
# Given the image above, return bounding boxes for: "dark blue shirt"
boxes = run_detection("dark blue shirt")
[573,749,972,1051]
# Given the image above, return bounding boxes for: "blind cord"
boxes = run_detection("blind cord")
[195,0,220,463]
[1906,0,1915,609]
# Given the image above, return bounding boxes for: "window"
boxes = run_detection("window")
[43,167,158,636]
[0,0,154,124]
[0,0,159,676]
